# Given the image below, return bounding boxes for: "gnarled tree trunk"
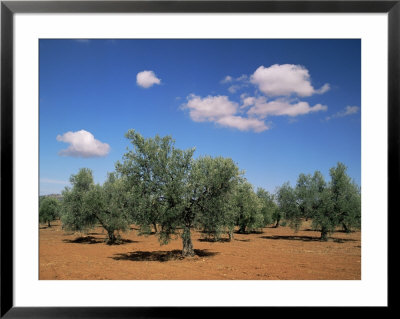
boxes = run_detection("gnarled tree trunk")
[238,225,246,233]
[182,226,194,257]
[320,227,328,241]
[228,229,234,241]
[106,230,117,245]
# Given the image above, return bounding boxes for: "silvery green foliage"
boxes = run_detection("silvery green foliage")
[83,173,131,244]
[328,162,361,233]
[301,171,335,240]
[234,179,264,233]
[192,156,240,241]
[39,196,60,227]
[61,168,97,233]
[305,164,361,240]
[256,187,277,227]
[116,129,194,240]
[276,182,298,229]
[117,130,240,256]
[61,168,130,244]
[278,162,361,240]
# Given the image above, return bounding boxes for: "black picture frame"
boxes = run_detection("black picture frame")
[1,0,395,317]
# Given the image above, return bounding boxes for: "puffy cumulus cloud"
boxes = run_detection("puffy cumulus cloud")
[183,94,238,122]
[216,115,268,132]
[136,70,161,88]
[56,130,110,158]
[246,96,327,118]
[326,105,360,120]
[240,95,256,109]
[250,64,330,97]
[182,94,268,132]
[181,65,331,132]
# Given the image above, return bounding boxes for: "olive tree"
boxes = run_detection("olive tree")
[329,162,361,233]
[193,157,240,242]
[301,164,360,240]
[256,187,277,227]
[276,182,298,229]
[39,196,60,227]
[115,130,188,236]
[234,179,264,233]
[299,171,334,240]
[61,168,97,233]
[279,171,335,239]
[281,164,361,240]
[61,168,130,244]
[116,129,239,256]
[295,173,315,221]
[83,173,131,244]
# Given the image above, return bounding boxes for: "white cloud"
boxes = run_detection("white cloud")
[56,130,110,158]
[315,83,331,94]
[182,94,268,132]
[182,64,331,132]
[240,96,256,109]
[326,105,360,120]
[136,70,161,88]
[343,105,360,115]
[183,94,237,122]
[220,75,233,83]
[228,85,241,94]
[246,96,328,118]
[236,74,248,82]
[222,74,249,93]
[216,115,268,132]
[250,64,330,97]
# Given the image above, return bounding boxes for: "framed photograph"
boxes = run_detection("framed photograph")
[1,0,395,317]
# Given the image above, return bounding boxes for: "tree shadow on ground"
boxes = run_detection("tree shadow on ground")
[110,249,218,262]
[198,238,231,243]
[63,236,102,244]
[303,228,359,235]
[114,238,139,245]
[331,238,357,243]
[261,235,356,243]
[63,236,138,245]
[234,238,250,242]
[137,231,157,236]
[336,229,359,234]
[234,230,264,235]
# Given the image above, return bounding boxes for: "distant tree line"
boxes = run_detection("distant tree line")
[39,129,361,256]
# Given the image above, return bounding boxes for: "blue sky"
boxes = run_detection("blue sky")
[39,39,361,195]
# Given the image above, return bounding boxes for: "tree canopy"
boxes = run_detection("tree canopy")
[278,163,361,240]
[53,129,360,249]
[116,129,240,256]
[61,168,131,244]
[39,196,60,227]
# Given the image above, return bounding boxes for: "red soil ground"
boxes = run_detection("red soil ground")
[39,220,361,280]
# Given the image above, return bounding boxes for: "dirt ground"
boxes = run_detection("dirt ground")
[39,220,361,280]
